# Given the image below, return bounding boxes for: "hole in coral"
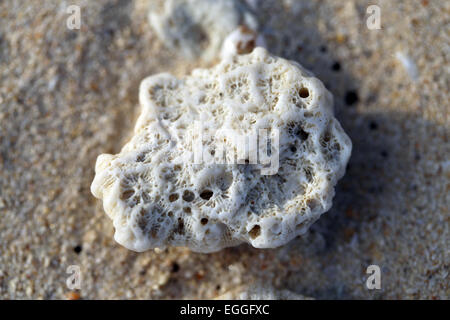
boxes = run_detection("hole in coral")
[200,218,209,225]
[183,207,191,214]
[137,215,147,231]
[150,226,158,238]
[248,225,261,239]
[296,127,309,141]
[176,218,184,234]
[182,190,195,202]
[299,87,309,98]
[321,131,332,147]
[136,154,145,162]
[307,199,319,210]
[120,189,134,200]
[169,193,179,202]
[290,145,297,153]
[200,190,213,200]
[304,167,313,183]
[237,39,255,54]
[217,171,233,191]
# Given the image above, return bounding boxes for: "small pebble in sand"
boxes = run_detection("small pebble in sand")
[66,291,81,300]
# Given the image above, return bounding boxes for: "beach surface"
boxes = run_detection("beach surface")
[0,0,448,299]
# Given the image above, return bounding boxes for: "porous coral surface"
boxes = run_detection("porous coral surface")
[91,48,351,252]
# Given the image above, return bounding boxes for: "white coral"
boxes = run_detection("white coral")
[148,0,258,62]
[91,48,352,253]
[216,283,313,300]
[220,25,266,60]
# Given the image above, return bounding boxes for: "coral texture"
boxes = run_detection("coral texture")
[148,0,257,62]
[220,25,266,60]
[216,283,313,300]
[91,47,352,253]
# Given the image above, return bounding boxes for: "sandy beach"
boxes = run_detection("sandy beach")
[0,0,448,299]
